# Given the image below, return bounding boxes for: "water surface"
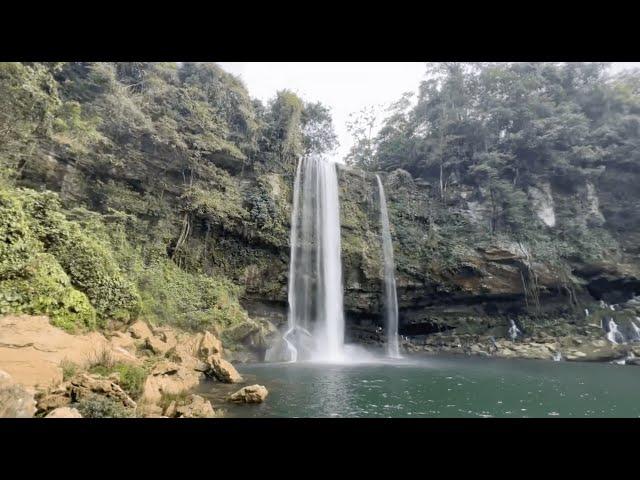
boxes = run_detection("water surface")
[197,355,640,418]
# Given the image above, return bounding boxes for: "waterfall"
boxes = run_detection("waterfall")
[630,319,640,342]
[286,155,345,362]
[508,320,522,341]
[376,175,401,359]
[605,318,625,344]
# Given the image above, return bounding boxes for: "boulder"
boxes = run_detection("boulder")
[141,362,202,405]
[128,321,153,340]
[145,336,171,355]
[164,400,177,418]
[68,373,136,409]
[0,369,36,418]
[205,354,243,383]
[36,392,71,412]
[564,340,629,362]
[108,331,137,352]
[174,394,217,418]
[45,407,82,418]
[224,320,260,343]
[137,403,164,417]
[199,331,222,357]
[153,327,178,349]
[228,384,268,404]
[165,345,208,372]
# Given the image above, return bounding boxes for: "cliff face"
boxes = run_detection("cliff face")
[22,144,640,339]
[4,62,640,358]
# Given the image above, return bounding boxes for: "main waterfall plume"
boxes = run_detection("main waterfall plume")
[376,175,401,358]
[285,155,346,362]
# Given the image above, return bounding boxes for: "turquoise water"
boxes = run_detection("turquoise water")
[197,355,640,418]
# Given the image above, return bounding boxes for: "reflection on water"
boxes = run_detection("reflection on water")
[196,355,640,418]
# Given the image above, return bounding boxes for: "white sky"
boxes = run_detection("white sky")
[218,62,640,161]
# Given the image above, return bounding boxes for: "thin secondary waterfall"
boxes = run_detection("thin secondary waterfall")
[376,175,401,359]
[286,155,345,362]
[606,318,625,344]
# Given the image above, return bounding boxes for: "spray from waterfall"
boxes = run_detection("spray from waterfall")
[376,175,401,359]
[285,155,345,362]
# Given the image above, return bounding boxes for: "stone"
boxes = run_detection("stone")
[153,327,178,349]
[141,363,202,405]
[128,321,153,340]
[137,403,164,417]
[36,392,71,412]
[564,340,629,362]
[45,407,82,418]
[68,373,136,409]
[145,336,171,355]
[228,384,268,404]
[165,345,208,372]
[164,400,177,418]
[223,320,260,343]
[0,369,36,418]
[199,331,222,357]
[108,331,137,352]
[151,361,180,376]
[205,354,243,383]
[174,394,217,418]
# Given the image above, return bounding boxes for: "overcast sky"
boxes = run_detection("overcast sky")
[218,62,640,161]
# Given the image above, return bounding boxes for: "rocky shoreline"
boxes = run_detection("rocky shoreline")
[402,332,640,365]
[0,315,268,418]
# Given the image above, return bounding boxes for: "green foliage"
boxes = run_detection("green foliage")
[115,364,148,400]
[159,391,190,412]
[0,185,145,330]
[87,359,148,400]
[245,174,289,246]
[18,189,141,324]
[138,259,249,332]
[0,188,41,279]
[60,359,80,381]
[75,394,134,418]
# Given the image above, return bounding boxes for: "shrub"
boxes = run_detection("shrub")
[0,253,96,332]
[19,188,142,325]
[75,394,133,418]
[114,363,147,400]
[0,189,41,280]
[138,259,248,332]
[60,359,79,381]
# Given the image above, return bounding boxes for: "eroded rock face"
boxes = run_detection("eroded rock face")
[228,384,268,404]
[45,407,82,418]
[205,355,243,383]
[0,370,36,418]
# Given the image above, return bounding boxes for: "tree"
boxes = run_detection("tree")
[345,105,381,169]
